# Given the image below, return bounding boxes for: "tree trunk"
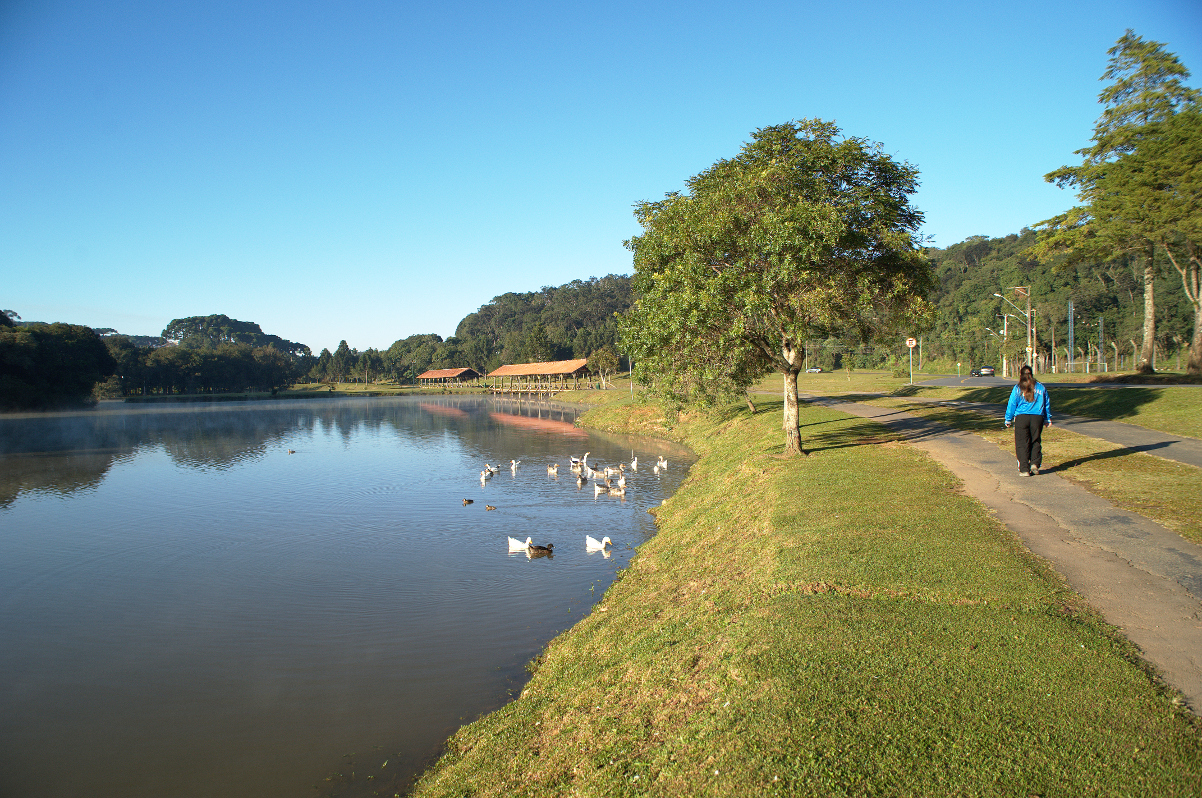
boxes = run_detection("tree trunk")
[782,368,804,455]
[779,336,806,455]
[1138,247,1156,373]
[1189,303,1202,375]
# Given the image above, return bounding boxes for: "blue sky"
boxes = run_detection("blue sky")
[3,0,1200,354]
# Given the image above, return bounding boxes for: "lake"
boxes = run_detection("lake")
[0,395,692,798]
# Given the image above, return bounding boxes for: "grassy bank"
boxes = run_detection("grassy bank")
[409,398,1201,796]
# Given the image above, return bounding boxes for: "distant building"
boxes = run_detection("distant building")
[416,367,481,386]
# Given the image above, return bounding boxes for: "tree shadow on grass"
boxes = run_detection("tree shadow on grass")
[799,419,904,454]
[1049,440,1174,473]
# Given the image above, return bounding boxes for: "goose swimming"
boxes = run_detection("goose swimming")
[529,542,554,555]
[508,536,533,551]
[485,505,497,511]
[547,464,559,475]
[463,498,474,505]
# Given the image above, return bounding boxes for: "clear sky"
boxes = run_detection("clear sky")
[3,0,1199,354]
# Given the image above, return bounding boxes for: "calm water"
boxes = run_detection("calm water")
[0,396,692,798]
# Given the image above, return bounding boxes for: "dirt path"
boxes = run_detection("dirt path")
[804,396,1202,714]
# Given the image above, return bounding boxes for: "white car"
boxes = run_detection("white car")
[805,367,822,373]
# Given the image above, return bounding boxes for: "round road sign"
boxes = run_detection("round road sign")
[906,337,917,348]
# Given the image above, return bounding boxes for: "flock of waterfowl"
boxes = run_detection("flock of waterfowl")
[464,451,670,558]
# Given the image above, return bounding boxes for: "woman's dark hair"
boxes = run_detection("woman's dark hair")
[1019,365,1036,402]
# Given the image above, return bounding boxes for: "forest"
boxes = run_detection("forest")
[910,229,1195,375]
[1,234,1197,410]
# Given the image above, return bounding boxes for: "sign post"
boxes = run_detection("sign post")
[906,337,917,384]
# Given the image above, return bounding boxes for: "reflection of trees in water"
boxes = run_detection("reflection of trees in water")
[0,397,591,507]
[0,452,119,508]
[0,406,302,506]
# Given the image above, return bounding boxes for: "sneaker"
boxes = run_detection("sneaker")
[1019,471,1030,477]
[1030,466,1039,475]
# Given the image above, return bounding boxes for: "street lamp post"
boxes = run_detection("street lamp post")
[995,287,1032,371]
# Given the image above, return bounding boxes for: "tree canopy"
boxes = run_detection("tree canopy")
[162,314,311,357]
[620,120,934,454]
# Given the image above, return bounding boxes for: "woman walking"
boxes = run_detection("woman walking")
[1005,365,1052,476]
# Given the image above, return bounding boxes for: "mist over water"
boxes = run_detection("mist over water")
[0,396,692,798]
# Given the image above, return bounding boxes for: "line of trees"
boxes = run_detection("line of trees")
[101,337,307,396]
[0,310,117,410]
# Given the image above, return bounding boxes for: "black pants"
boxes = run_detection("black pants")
[1013,414,1045,473]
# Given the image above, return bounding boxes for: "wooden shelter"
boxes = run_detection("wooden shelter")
[487,359,589,395]
[416,367,481,387]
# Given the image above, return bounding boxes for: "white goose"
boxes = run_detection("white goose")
[586,535,612,550]
[547,463,559,475]
[629,456,638,470]
[508,536,533,552]
[657,456,668,469]
[510,459,521,471]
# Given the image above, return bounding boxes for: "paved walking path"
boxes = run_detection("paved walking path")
[902,395,1202,469]
[803,395,1202,714]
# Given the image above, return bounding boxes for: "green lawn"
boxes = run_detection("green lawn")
[404,398,1202,797]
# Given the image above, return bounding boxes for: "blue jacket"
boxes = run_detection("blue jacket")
[1005,382,1051,424]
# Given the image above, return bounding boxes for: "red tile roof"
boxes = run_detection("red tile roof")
[487,359,589,377]
[417,367,480,380]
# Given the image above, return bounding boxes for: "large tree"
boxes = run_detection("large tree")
[1035,31,1199,373]
[620,120,934,454]
[1095,108,1202,373]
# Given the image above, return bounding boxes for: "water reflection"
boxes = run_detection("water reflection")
[0,396,693,798]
